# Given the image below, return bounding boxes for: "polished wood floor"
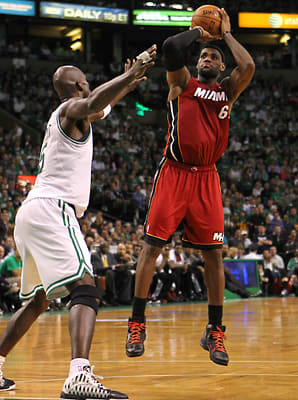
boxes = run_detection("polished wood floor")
[0,297,297,400]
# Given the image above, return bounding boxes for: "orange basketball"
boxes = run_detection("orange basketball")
[191,5,222,36]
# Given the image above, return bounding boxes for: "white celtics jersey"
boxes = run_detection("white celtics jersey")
[27,102,93,218]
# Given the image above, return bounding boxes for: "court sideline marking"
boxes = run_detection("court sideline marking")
[13,372,298,384]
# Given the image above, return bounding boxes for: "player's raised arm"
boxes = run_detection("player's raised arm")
[60,44,156,122]
[90,58,149,122]
[162,27,219,101]
[219,8,255,105]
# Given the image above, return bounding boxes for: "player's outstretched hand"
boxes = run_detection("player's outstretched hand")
[132,44,157,78]
[219,8,231,37]
[125,58,147,92]
[190,26,221,42]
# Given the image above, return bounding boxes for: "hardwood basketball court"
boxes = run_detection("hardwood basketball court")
[0,297,297,400]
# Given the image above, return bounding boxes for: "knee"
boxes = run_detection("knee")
[31,290,51,314]
[202,249,223,270]
[69,285,100,314]
[142,243,162,260]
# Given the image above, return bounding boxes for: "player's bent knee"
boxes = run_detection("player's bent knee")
[143,242,162,259]
[32,290,51,313]
[69,285,99,314]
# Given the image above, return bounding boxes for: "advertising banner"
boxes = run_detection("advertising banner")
[133,9,193,26]
[0,0,35,16]
[239,12,298,29]
[40,2,128,24]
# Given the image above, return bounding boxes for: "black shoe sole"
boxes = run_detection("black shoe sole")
[61,392,129,400]
[209,352,229,366]
[0,383,16,391]
[0,385,16,391]
[200,339,229,366]
[126,349,144,357]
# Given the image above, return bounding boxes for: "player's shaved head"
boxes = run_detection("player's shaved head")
[53,65,86,100]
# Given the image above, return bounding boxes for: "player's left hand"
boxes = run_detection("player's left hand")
[133,44,157,79]
[125,58,147,92]
[219,8,231,37]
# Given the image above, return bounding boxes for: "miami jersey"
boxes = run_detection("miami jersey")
[27,103,93,218]
[164,77,229,166]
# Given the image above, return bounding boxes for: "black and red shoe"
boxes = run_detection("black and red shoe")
[200,324,229,366]
[126,318,146,357]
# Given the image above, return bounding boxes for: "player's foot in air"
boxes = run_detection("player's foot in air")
[60,365,128,399]
[126,317,146,357]
[200,324,229,366]
[0,371,15,391]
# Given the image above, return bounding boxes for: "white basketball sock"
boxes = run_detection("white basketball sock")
[0,356,5,377]
[69,358,90,377]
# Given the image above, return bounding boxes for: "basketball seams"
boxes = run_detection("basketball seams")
[191,4,221,34]
[192,16,220,34]
[193,16,220,22]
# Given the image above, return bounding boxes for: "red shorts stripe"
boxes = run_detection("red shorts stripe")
[144,158,224,247]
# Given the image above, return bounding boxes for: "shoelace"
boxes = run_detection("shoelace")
[86,366,110,396]
[90,365,104,381]
[83,365,105,384]
[210,327,227,353]
[128,321,145,344]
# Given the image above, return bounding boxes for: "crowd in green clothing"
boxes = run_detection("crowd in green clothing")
[0,65,297,277]
[0,252,22,279]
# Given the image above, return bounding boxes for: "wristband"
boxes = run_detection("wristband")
[100,104,111,119]
[223,31,231,37]
[136,50,152,64]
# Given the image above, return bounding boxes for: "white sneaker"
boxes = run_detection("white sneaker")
[0,372,15,391]
[60,366,129,399]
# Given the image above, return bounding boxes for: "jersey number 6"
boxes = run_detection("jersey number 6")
[218,105,229,119]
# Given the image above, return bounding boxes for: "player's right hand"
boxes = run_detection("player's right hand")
[132,44,157,78]
[219,8,231,37]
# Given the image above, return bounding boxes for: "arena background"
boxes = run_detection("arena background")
[0,1,297,398]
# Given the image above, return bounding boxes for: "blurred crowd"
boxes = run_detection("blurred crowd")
[0,41,297,313]
[136,0,298,13]
[1,38,295,70]
[0,40,83,64]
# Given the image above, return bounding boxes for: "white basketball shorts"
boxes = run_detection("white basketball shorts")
[14,198,93,300]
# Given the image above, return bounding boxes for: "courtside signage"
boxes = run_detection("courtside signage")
[133,9,193,26]
[40,2,128,24]
[239,12,298,29]
[0,0,35,16]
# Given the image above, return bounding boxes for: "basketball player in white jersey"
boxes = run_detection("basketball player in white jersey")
[0,44,157,400]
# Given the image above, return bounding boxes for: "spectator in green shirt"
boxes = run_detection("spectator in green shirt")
[0,248,22,285]
[282,249,298,297]
[287,248,298,271]
[288,207,298,227]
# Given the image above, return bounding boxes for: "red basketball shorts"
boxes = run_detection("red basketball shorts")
[144,158,224,249]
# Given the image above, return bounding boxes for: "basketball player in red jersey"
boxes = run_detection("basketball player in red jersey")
[126,8,255,366]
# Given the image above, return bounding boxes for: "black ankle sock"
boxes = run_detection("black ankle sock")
[208,305,223,326]
[132,297,147,322]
